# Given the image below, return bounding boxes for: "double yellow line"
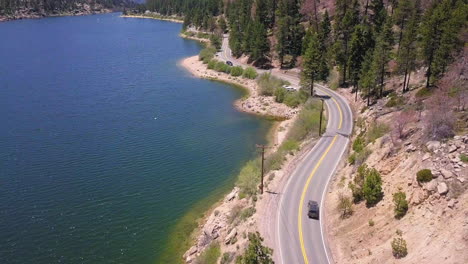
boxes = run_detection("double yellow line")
[297,89,343,264]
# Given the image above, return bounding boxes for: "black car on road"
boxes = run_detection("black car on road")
[308,200,319,219]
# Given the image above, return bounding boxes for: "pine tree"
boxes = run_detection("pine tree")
[237,232,274,264]
[419,0,466,88]
[317,11,332,81]
[359,50,377,106]
[371,16,393,98]
[369,0,386,32]
[334,0,360,86]
[396,5,419,93]
[348,25,368,100]
[301,32,321,96]
[250,21,270,62]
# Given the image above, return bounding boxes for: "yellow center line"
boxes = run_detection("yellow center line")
[318,88,343,130]
[298,135,338,264]
[297,87,344,264]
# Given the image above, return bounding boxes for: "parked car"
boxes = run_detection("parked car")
[308,200,319,219]
[226,61,233,66]
[283,85,297,92]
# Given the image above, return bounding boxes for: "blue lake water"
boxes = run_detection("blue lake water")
[0,13,269,263]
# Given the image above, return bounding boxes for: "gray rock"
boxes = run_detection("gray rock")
[426,181,438,193]
[225,187,239,202]
[224,228,237,244]
[422,153,431,161]
[437,182,449,195]
[458,177,465,183]
[440,168,454,179]
[447,199,455,209]
[448,145,458,153]
[406,145,417,152]
[426,141,441,152]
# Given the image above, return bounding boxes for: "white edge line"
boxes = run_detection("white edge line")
[277,136,328,264]
[319,136,349,264]
[277,95,335,264]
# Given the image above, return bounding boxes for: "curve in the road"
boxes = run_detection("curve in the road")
[219,35,353,264]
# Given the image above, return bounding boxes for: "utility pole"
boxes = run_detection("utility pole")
[319,99,324,136]
[256,144,271,194]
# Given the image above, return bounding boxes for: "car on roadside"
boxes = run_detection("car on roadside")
[226,61,233,66]
[282,85,297,92]
[308,200,319,220]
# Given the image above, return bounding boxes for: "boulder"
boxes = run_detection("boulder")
[426,141,441,152]
[425,181,438,193]
[448,145,458,153]
[225,187,239,202]
[224,228,237,244]
[440,168,454,179]
[447,199,456,209]
[422,153,431,161]
[406,145,417,152]
[437,182,449,195]
[183,246,198,260]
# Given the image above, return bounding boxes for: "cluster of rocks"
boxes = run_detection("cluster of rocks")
[409,136,468,206]
[239,95,297,119]
[0,5,109,22]
[183,188,242,263]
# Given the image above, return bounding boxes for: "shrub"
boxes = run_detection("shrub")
[461,154,468,163]
[236,232,273,263]
[223,65,232,74]
[195,242,221,264]
[230,66,244,77]
[209,34,222,50]
[228,205,243,225]
[196,32,211,39]
[274,87,287,103]
[362,168,383,207]
[215,61,228,72]
[243,67,258,79]
[393,191,408,219]
[258,72,287,96]
[391,237,408,259]
[240,207,256,221]
[348,153,356,165]
[199,47,216,64]
[354,148,372,165]
[367,122,389,143]
[236,160,260,197]
[368,219,375,226]
[265,150,285,172]
[349,164,367,203]
[352,136,365,153]
[416,169,433,183]
[337,193,353,218]
[287,99,322,141]
[281,140,300,153]
[415,87,433,98]
[207,59,217,70]
[385,93,405,107]
[220,252,234,264]
[284,92,305,108]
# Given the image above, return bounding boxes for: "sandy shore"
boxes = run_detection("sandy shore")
[120,15,183,23]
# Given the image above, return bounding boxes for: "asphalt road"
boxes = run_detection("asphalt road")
[219,36,354,264]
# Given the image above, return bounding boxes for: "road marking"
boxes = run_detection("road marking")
[317,88,343,130]
[298,135,338,264]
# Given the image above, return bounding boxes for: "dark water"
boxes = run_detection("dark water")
[0,13,269,263]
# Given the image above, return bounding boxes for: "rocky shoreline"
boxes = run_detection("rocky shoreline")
[0,5,112,22]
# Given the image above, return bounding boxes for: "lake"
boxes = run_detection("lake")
[0,13,269,263]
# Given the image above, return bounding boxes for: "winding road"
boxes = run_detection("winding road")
[218,36,353,264]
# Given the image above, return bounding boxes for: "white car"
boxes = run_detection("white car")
[283,85,297,92]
